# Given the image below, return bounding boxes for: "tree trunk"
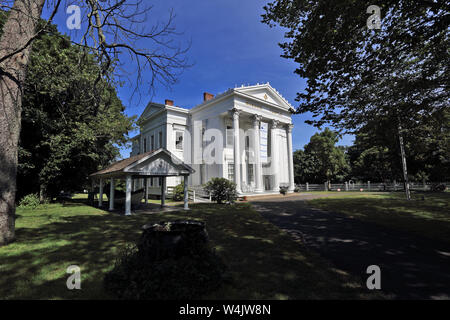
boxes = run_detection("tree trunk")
[0,0,46,246]
[397,117,411,201]
[39,183,47,203]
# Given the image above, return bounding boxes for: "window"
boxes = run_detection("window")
[151,135,155,151]
[175,131,183,150]
[228,163,234,181]
[226,126,233,147]
[143,138,147,153]
[159,131,163,148]
[247,164,254,183]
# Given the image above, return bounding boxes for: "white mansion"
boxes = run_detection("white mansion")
[130,83,295,195]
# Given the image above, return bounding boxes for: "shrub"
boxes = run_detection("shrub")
[18,193,40,209]
[294,186,301,193]
[279,186,288,195]
[204,178,237,204]
[172,182,185,201]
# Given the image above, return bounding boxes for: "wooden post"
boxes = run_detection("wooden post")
[183,175,189,210]
[109,178,114,211]
[90,180,95,205]
[345,181,348,191]
[98,178,103,207]
[161,177,166,207]
[125,175,132,215]
[324,182,328,191]
[368,181,371,192]
[397,116,411,200]
[306,182,309,191]
[144,178,148,204]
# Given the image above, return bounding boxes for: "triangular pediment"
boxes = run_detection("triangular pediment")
[138,102,165,122]
[133,157,179,175]
[124,149,194,176]
[235,84,294,111]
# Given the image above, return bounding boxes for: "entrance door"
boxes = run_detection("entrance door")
[264,175,271,191]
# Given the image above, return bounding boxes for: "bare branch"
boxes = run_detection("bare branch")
[0,0,62,65]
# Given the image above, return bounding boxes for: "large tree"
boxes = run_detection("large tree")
[0,0,188,245]
[294,128,349,184]
[16,22,134,201]
[262,0,449,199]
[348,107,450,182]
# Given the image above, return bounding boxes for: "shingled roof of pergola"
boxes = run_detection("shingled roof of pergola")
[89,148,194,179]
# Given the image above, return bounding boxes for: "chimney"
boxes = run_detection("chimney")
[203,92,214,102]
[165,99,174,106]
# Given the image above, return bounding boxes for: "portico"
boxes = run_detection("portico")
[90,148,195,215]
[228,106,295,194]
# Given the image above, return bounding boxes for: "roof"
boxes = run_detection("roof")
[90,151,154,177]
[137,102,189,124]
[137,83,293,123]
[90,148,194,178]
[190,83,295,113]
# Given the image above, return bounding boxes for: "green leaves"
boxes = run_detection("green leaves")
[17,21,134,199]
[294,128,349,183]
[262,0,448,131]
[263,0,449,184]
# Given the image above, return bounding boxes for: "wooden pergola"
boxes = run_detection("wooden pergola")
[89,148,195,215]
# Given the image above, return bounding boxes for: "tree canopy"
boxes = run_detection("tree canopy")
[348,108,450,182]
[262,0,449,197]
[262,0,448,131]
[0,1,188,245]
[294,128,349,184]
[13,20,134,200]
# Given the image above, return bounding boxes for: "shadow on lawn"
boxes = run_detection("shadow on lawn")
[251,197,450,300]
[1,201,376,300]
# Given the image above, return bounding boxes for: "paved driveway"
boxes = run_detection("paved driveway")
[250,194,450,300]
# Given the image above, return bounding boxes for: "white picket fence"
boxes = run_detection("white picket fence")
[167,186,212,202]
[296,181,450,192]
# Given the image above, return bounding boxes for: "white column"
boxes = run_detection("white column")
[231,108,242,193]
[98,178,103,207]
[125,175,132,215]
[161,177,166,207]
[144,178,148,204]
[270,120,279,192]
[253,115,263,192]
[183,175,189,210]
[109,178,115,211]
[286,124,295,192]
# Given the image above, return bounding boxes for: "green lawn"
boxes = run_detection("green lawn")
[306,191,450,243]
[0,200,381,300]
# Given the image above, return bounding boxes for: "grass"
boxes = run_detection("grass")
[306,191,450,244]
[0,200,381,300]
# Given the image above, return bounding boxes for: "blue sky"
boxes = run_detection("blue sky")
[43,0,353,158]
